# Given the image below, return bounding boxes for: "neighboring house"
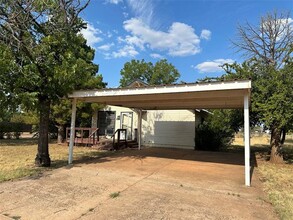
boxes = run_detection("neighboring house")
[91,80,208,150]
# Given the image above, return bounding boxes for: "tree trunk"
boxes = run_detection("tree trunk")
[57,125,65,144]
[35,97,51,167]
[269,125,283,163]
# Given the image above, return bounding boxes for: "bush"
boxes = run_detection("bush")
[195,121,234,151]
[0,122,32,139]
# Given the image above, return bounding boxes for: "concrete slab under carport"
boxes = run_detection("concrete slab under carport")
[85,147,248,187]
[82,148,276,219]
[0,147,277,220]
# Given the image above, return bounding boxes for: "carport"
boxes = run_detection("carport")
[68,79,251,186]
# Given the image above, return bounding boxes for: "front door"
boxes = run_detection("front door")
[120,112,133,140]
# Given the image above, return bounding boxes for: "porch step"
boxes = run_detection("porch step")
[127,140,139,148]
[91,138,138,151]
[113,140,138,150]
[92,138,113,150]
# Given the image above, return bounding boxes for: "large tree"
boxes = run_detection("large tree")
[230,11,293,163]
[0,0,98,166]
[120,59,180,87]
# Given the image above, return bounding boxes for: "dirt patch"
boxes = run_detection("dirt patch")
[0,147,277,220]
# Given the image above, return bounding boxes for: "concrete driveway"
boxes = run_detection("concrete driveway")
[0,147,277,220]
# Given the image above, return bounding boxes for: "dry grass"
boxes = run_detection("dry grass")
[258,163,293,220]
[232,133,293,163]
[232,134,293,220]
[0,139,110,182]
[233,134,271,146]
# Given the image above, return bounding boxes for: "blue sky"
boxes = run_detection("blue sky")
[79,0,292,87]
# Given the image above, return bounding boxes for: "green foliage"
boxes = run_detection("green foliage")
[50,74,106,142]
[222,60,293,132]
[0,0,101,165]
[119,59,180,87]
[152,59,180,85]
[51,100,72,126]
[229,12,292,162]
[0,0,98,108]
[0,122,32,139]
[51,75,106,128]
[0,109,36,139]
[195,110,235,151]
[11,111,39,125]
[254,66,293,130]
[0,45,19,121]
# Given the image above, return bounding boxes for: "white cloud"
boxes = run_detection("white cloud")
[105,0,123,4]
[106,31,113,38]
[112,45,139,58]
[117,35,144,50]
[117,36,124,43]
[126,0,155,25]
[200,29,211,40]
[80,22,102,47]
[276,17,293,26]
[193,59,235,73]
[98,43,114,51]
[123,18,201,57]
[123,12,129,18]
[261,17,293,42]
[150,53,164,59]
[124,35,145,50]
[276,17,293,41]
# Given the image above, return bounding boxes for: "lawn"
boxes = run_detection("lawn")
[232,134,293,220]
[0,139,110,182]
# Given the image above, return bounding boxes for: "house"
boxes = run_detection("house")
[93,106,207,149]
[90,80,207,149]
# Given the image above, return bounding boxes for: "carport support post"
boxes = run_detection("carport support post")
[68,98,77,164]
[244,93,250,186]
[138,109,142,150]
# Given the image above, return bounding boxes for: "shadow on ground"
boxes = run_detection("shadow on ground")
[66,147,248,166]
[41,147,258,184]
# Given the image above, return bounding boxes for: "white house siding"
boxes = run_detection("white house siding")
[96,106,205,149]
[142,110,196,149]
[101,106,138,140]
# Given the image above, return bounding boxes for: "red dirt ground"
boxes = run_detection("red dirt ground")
[0,147,277,220]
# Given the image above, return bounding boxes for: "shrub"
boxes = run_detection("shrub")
[195,120,234,151]
[0,122,32,139]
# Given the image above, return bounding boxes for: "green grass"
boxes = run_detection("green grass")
[109,191,120,198]
[0,138,111,182]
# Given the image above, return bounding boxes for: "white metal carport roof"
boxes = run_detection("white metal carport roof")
[67,79,252,186]
[69,80,251,109]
